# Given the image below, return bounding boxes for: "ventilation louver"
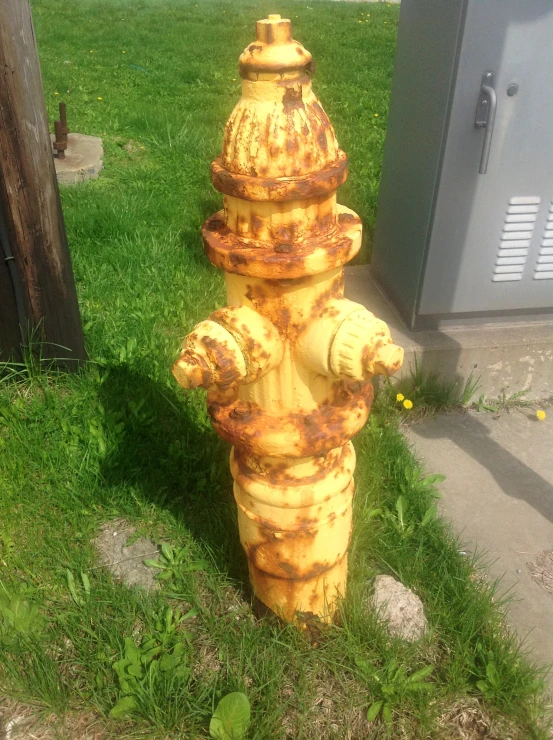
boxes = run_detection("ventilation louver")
[492,196,540,282]
[533,200,553,281]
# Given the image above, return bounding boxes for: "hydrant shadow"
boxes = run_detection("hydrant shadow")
[97,364,250,592]
[178,192,223,270]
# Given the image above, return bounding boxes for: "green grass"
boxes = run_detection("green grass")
[0,0,550,738]
[375,356,482,422]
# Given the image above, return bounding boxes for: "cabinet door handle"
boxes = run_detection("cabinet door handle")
[475,72,497,175]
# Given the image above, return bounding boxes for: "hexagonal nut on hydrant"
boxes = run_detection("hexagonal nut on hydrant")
[172,305,283,390]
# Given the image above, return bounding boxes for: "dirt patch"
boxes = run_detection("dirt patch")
[191,637,223,681]
[121,139,141,154]
[0,699,107,740]
[436,697,529,740]
[527,548,553,595]
[280,671,369,740]
[94,518,160,592]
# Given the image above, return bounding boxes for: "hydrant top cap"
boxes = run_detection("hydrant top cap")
[239,16,313,76]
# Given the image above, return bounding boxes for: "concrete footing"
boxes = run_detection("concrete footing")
[345,265,553,401]
[51,133,103,185]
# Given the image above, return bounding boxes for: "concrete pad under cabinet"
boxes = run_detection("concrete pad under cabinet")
[345,265,553,401]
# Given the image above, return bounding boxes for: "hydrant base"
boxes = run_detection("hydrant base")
[233,443,354,623]
[248,556,348,624]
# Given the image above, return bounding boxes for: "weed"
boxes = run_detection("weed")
[474,645,503,701]
[65,570,91,606]
[473,389,535,414]
[0,532,15,564]
[359,657,434,727]
[369,494,438,538]
[376,356,480,419]
[144,542,208,583]
[367,467,443,536]
[210,692,251,740]
[0,584,45,646]
[110,605,196,720]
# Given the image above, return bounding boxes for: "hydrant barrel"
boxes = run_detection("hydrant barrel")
[173,15,403,625]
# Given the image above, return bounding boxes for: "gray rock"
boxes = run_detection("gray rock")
[370,575,428,641]
[94,519,160,592]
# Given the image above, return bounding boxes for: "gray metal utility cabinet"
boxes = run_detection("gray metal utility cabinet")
[371,0,553,330]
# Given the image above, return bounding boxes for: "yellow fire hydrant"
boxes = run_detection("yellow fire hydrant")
[173,15,403,624]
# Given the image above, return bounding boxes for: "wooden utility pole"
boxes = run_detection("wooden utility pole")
[0,0,85,365]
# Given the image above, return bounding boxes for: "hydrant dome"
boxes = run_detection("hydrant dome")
[224,16,340,179]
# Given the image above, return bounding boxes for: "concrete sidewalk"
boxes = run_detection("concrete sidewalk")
[405,409,553,689]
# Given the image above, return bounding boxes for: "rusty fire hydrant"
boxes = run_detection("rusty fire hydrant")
[173,15,403,624]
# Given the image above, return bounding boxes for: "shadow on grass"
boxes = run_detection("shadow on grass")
[178,190,225,269]
[97,364,250,591]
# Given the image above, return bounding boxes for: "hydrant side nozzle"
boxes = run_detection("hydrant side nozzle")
[172,351,212,390]
[172,308,283,391]
[208,305,284,383]
[330,309,404,380]
[295,298,367,377]
[172,319,247,390]
[369,343,405,377]
[297,299,403,381]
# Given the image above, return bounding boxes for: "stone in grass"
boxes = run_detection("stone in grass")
[94,518,160,592]
[51,133,104,185]
[370,575,428,642]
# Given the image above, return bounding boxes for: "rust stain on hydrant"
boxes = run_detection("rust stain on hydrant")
[173,15,403,624]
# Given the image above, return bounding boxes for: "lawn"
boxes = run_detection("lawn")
[0,0,550,738]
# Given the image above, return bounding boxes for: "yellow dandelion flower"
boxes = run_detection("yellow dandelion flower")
[396,393,404,402]
[54,91,59,96]
[232,78,236,81]
[89,50,94,53]
[97,96,102,101]
[403,399,413,410]
[122,50,126,54]
[536,410,546,421]
[374,113,379,117]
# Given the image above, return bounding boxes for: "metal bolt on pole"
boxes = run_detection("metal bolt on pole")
[53,119,67,159]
